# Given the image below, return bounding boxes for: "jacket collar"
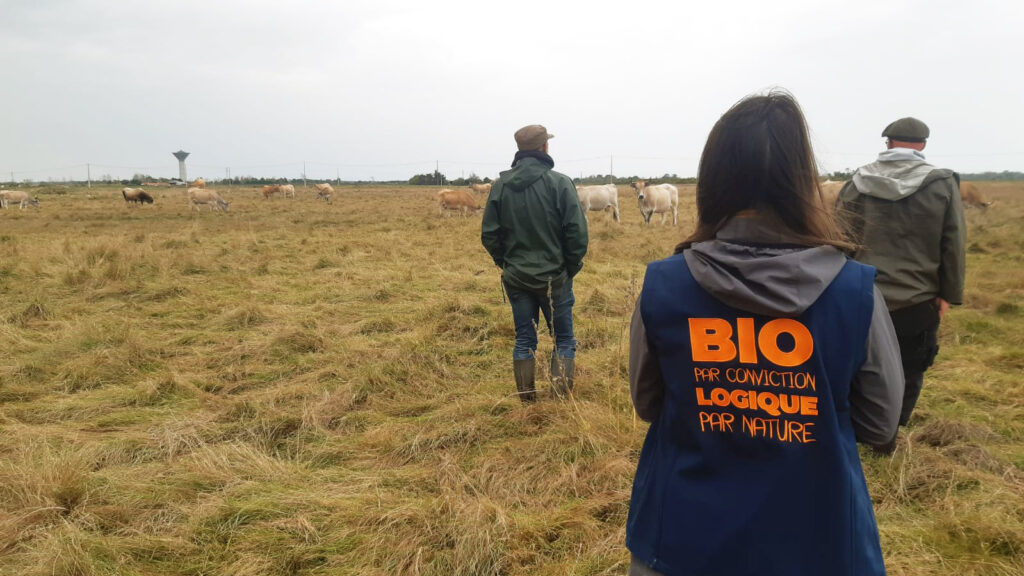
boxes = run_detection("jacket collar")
[511,150,554,168]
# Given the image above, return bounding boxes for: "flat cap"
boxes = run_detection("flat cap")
[882,117,929,142]
[514,124,554,151]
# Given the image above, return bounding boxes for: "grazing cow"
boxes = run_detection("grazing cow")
[188,187,229,212]
[631,180,678,225]
[191,178,206,188]
[576,184,620,222]
[122,187,154,205]
[280,184,296,198]
[960,182,992,208]
[437,188,480,216]
[820,180,845,211]
[262,184,281,199]
[469,182,492,195]
[0,190,40,210]
[314,183,333,202]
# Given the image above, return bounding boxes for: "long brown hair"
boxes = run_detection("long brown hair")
[675,89,852,254]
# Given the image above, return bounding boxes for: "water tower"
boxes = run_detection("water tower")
[172,150,190,182]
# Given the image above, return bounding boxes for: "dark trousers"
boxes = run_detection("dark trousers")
[889,300,941,425]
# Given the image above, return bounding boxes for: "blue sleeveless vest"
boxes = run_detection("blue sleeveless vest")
[626,253,885,576]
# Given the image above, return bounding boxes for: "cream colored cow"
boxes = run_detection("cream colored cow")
[631,180,678,225]
[188,187,229,212]
[0,190,40,209]
[577,184,620,222]
[820,180,845,211]
[314,183,334,202]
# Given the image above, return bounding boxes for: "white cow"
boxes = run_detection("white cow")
[280,184,296,198]
[0,190,40,210]
[576,184,620,222]
[632,180,678,225]
[188,187,229,212]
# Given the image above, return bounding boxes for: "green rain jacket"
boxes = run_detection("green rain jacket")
[481,151,588,291]
[837,148,965,311]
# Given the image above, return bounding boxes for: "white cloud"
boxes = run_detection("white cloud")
[2,0,1022,181]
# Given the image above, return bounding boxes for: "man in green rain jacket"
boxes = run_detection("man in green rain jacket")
[481,124,588,402]
[838,117,965,433]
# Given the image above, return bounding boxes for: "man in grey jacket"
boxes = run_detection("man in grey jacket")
[837,117,966,428]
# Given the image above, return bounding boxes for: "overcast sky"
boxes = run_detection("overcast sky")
[2,0,1022,183]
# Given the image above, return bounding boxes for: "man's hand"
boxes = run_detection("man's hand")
[935,297,950,319]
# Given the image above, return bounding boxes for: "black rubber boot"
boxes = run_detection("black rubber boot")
[550,354,575,398]
[899,372,924,426]
[513,358,536,403]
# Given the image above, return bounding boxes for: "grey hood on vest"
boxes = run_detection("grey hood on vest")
[851,148,934,201]
[683,213,847,317]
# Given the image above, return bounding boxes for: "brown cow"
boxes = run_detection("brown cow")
[469,182,492,195]
[122,187,154,205]
[437,188,480,216]
[960,182,992,208]
[262,184,281,199]
[191,178,206,188]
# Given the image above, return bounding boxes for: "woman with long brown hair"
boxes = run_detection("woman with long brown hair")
[626,90,903,576]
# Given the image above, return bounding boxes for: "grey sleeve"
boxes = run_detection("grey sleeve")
[629,299,665,422]
[850,286,905,447]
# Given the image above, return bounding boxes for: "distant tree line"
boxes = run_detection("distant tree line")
[960,171,1024,181]
[572,174,697,185]
[821,169,1024,182]
[407,171,493,186]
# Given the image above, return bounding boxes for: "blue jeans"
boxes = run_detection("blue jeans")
[505,279,576,360]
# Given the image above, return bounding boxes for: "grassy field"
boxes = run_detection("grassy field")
[0,182,1021,575]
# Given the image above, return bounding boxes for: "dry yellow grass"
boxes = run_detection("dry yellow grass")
[0,182,1020,575]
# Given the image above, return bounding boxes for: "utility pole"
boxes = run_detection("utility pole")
[436,160,439,185]
[303,160,307,188]
[609,155,614,184]
[336,167,340,185]
[225,167,231,185]
[87,163,91,188]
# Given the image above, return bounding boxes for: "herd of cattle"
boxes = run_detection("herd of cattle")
[0,179,997,217]
[121,180,333,212]
[438,178,992,221]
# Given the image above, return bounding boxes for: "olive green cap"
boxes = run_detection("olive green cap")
[882,117,929,142]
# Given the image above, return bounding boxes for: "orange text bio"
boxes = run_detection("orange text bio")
[689,317,813,367]
[695,386,818,417]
